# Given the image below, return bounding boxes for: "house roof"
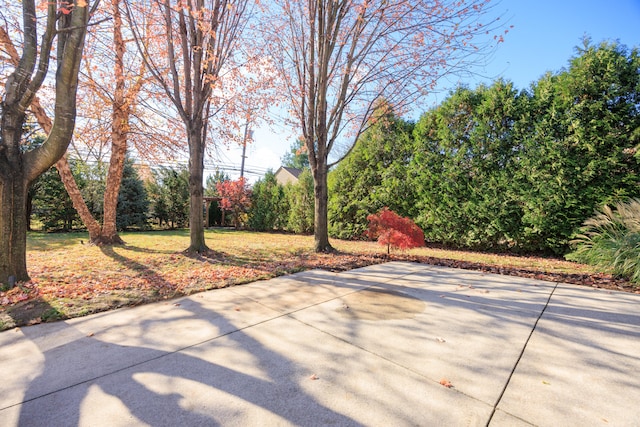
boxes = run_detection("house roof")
[274,166,304,185]
[279,166,303,178]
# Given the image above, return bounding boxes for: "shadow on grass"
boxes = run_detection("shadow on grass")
[0,298,65,330]
[26,231,89,251]
[98,246,181,297]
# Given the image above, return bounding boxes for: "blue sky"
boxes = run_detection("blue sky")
[220,0,640,181]
[476,0,640,89]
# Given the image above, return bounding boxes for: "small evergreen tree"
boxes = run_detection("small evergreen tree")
[146,166,189,228]
[116,158,150,231]
[32,166,80,231]
[76,160,107,223]
[249,171,289,231]
[286,169,314,234]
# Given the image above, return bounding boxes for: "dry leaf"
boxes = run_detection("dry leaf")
[234,307,241,311]
[439,379,453,388]
[173,303,181,307]
[309,374,319,380]
[86,332,94,337]
[28,317,42,326]
[436,337,446,343]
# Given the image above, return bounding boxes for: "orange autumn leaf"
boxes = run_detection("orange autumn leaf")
[439,379,453,388]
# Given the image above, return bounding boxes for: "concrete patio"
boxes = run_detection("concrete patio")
[1,262,638,426]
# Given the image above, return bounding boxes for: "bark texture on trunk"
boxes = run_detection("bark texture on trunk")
[310,160,334,253]
[187,127,208,253]
[0,172,30,284]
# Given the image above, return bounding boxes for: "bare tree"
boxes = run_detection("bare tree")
[265,0,505,252]
[125,0,253,253]
[0,0,98,286]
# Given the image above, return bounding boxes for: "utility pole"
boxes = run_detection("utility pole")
[240,119,253,178]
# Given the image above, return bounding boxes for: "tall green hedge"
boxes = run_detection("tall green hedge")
[328,40,640,254]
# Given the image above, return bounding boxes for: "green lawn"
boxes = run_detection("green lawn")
[0,229,628,331]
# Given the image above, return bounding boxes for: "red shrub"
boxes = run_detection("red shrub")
[367,208,425,254]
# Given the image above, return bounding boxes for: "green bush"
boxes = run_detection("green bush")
[249,171,289,231]
[286,169,314,234]
[566,199,640,284]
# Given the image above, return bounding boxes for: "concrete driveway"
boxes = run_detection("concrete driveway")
[1,262,638,426]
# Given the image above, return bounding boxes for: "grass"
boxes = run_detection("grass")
[0,228,632,331]
[566,199,640,283]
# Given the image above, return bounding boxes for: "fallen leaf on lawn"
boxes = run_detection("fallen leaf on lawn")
[439,379,453,388]
[309,374,319,380]
[436,337,446,343]
[28,317,42,326]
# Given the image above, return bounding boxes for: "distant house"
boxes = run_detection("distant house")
[274,166,302,185]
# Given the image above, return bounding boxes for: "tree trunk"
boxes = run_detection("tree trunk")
[99,0,128,246]
[311,163,334,253]
[0,172,30,285]
[99,96,128,245]
[29,99,103,241]
[99,145,126,244]
[187,126,208,253]
[56,157,103,239]
[26,189,34,231]
[1,103,31,285]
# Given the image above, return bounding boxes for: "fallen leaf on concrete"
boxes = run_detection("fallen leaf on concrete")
[234,307,241,311]
[86,332,94,337]
[173,303,181,307]
[439,379,453,388]
[436,337,446,343]
[309,374,319,380]
[542,380,550,385]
